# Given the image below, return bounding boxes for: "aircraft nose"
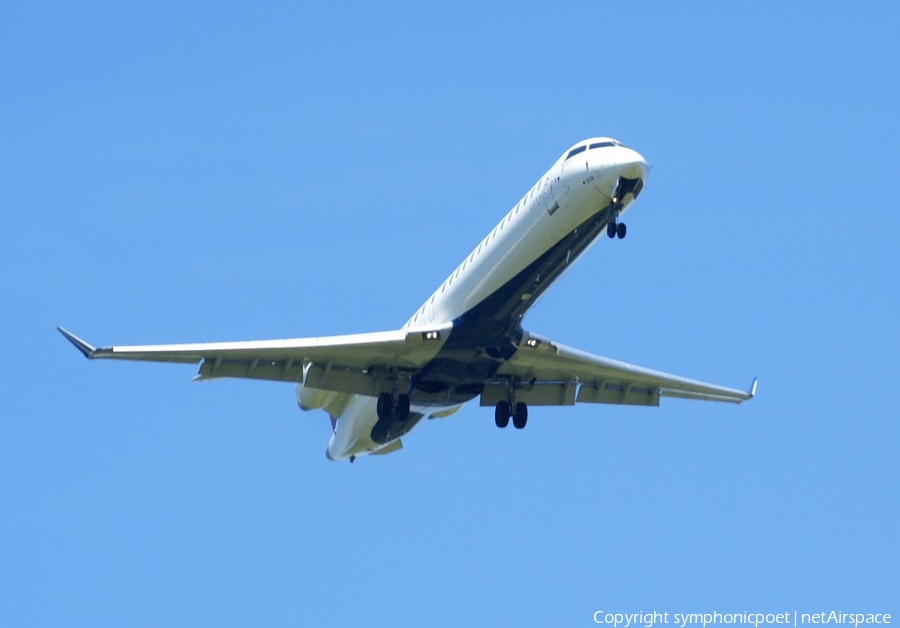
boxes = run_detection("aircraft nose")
[619,147,649,184]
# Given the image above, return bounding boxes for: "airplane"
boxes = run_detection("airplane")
[59,137,756,462]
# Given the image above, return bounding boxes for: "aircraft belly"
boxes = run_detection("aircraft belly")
[411,205,613,404]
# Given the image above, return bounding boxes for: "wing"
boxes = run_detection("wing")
[482,330,756,407]
[58,324,451,391]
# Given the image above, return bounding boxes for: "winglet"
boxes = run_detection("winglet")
[57,326,96,358]
[748,377,758,398]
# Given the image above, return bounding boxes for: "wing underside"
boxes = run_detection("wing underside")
[59,325,754,407]
[57,324,452,386]
[482,330,755,407]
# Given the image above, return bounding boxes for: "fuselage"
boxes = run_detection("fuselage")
[321,138,648,460]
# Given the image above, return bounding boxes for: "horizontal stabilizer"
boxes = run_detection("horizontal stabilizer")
[370,439,403,456]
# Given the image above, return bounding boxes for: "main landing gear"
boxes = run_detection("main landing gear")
[377,392,411,421]
[494,399,528,429]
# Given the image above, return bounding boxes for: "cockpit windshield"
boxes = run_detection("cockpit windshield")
[565,139,622,161]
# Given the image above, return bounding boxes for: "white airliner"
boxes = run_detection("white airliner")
[59,137,755,462]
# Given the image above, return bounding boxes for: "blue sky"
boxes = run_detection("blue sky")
[2,2,898,625]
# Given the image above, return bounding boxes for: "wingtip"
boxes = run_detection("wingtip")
[749,377,758,398]
[57,326,96,358]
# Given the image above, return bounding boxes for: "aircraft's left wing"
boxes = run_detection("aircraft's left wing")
[482,330,755,408]
[57,323,452,386]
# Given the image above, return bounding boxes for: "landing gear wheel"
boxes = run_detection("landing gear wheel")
[513,402,528,429]
[396,394,411,421]
[376,392,393,420]
[607,221,617,238]
[617,222,627,239]
[495,400,510,428]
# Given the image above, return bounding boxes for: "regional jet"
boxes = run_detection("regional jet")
[59,138,756,462]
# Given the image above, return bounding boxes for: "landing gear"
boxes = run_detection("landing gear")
[375,393,409,421]
[376,392,411,421]
[494,400,527,429]
[608,177,629,239]
[396,394,411,421]
[607,218,627,239]
[513,402,528,429]
[494,400,510,428]
[376,392,393,420]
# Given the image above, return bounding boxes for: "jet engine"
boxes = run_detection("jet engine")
[295,363,337,411]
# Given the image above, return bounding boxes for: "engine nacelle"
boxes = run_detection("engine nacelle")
[295,363,338,411]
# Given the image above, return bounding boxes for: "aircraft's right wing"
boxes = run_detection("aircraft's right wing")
[57,323,452,392]
[482,330,756,407]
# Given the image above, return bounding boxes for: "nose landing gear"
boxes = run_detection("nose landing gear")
[607,175,642,239]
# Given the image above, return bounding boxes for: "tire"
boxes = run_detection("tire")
[396,394,411,421]
[617,222,627,239]
[607,222,617,238]
[495,400,510,428]
[376,392,393,420]
[513,402,528,429]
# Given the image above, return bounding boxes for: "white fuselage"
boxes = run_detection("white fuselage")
[320,138,648,460]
